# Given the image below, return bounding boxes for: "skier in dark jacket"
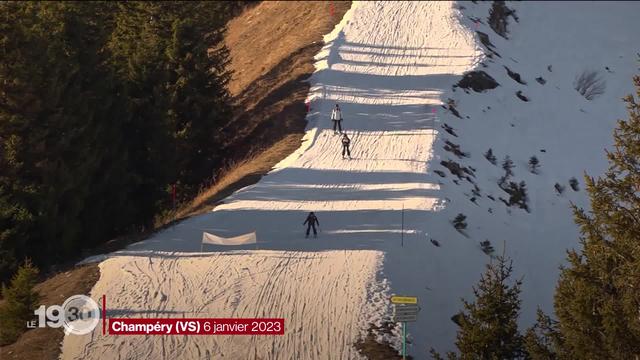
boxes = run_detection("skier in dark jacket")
[341,133,351,159]
[303,212,320,238]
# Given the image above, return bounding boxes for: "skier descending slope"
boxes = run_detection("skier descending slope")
[303,212,320,238]
[341,133,352,159]
[331,103,343,134]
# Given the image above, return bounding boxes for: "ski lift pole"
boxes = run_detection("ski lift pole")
[402,321,407,359]
[401,204,404,247]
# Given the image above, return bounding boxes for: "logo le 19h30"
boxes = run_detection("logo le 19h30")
[28,295,101,335]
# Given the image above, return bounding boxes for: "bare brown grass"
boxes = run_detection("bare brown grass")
[170,0,351,219]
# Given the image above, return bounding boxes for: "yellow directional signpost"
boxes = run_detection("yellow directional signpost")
[391,296,418,304]
[390,296,420,359]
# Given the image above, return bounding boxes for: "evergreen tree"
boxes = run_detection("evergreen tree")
[431,255,527,359]
[526,72,640,359]
[165,11,232,191]
[485,148,498,165]
[0,260,40,345]
[524,310,563,360]
[501,181,529,212]
[0,2,237,281]
[0,2,129,274]
[502,155,515,178]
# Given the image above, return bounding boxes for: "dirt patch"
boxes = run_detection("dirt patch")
[219,1,351,157]
[0,265,100,360]
[182,1,351,217]
[355,322,412,360]
[456,71,499,92]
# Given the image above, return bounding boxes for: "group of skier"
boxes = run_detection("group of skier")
[302,103,354,238]
[331,104,352,159]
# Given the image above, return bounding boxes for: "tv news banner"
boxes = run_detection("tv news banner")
[28,294,284,337]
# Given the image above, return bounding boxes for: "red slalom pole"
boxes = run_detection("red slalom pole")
[102,294,106,335]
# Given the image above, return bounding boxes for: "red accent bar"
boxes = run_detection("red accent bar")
[108,318,284,335]
[102,295,106,335]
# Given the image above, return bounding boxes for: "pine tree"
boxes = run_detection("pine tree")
[0,2,129,274]
[485,148,498,165]
[0,260,40,345]
[431,255,527,359]
[528,156,540,174]
[0,2,236,281]
[165,10,232,190]
[502,155,515,178]
[525,72,640,359]
[524,310,563,360]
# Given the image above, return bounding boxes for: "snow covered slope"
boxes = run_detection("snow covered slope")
[62,1,640,359]
[424,1,640,351]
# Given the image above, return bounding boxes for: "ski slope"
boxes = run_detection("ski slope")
[61,1,640,359]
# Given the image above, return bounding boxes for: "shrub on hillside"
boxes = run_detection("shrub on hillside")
[484,148,497,165]
[457,71,499,92]
[569,177,580,191]
[516,91,529,102]
[505,66,526,85]
[502,156,515,177]
[528,156,540,174]
[488,1,518,39]
[0,260,40,345]
[574,70,606,100]
[499,155,515,186]
[444,140,470,158]
[480,240,495,255]
[453,213,468,230]
[500,181,530,212]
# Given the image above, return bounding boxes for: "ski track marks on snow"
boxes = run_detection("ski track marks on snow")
[62,251,382,359]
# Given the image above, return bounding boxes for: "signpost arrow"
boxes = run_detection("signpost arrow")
[393,304,419,310]
[390,296,418,304]
[393,314,418,322]
[394,309,420,317]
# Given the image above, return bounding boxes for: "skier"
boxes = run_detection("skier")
[303,212,320,238]
[341,133,352,159]
[331,104,343,134]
